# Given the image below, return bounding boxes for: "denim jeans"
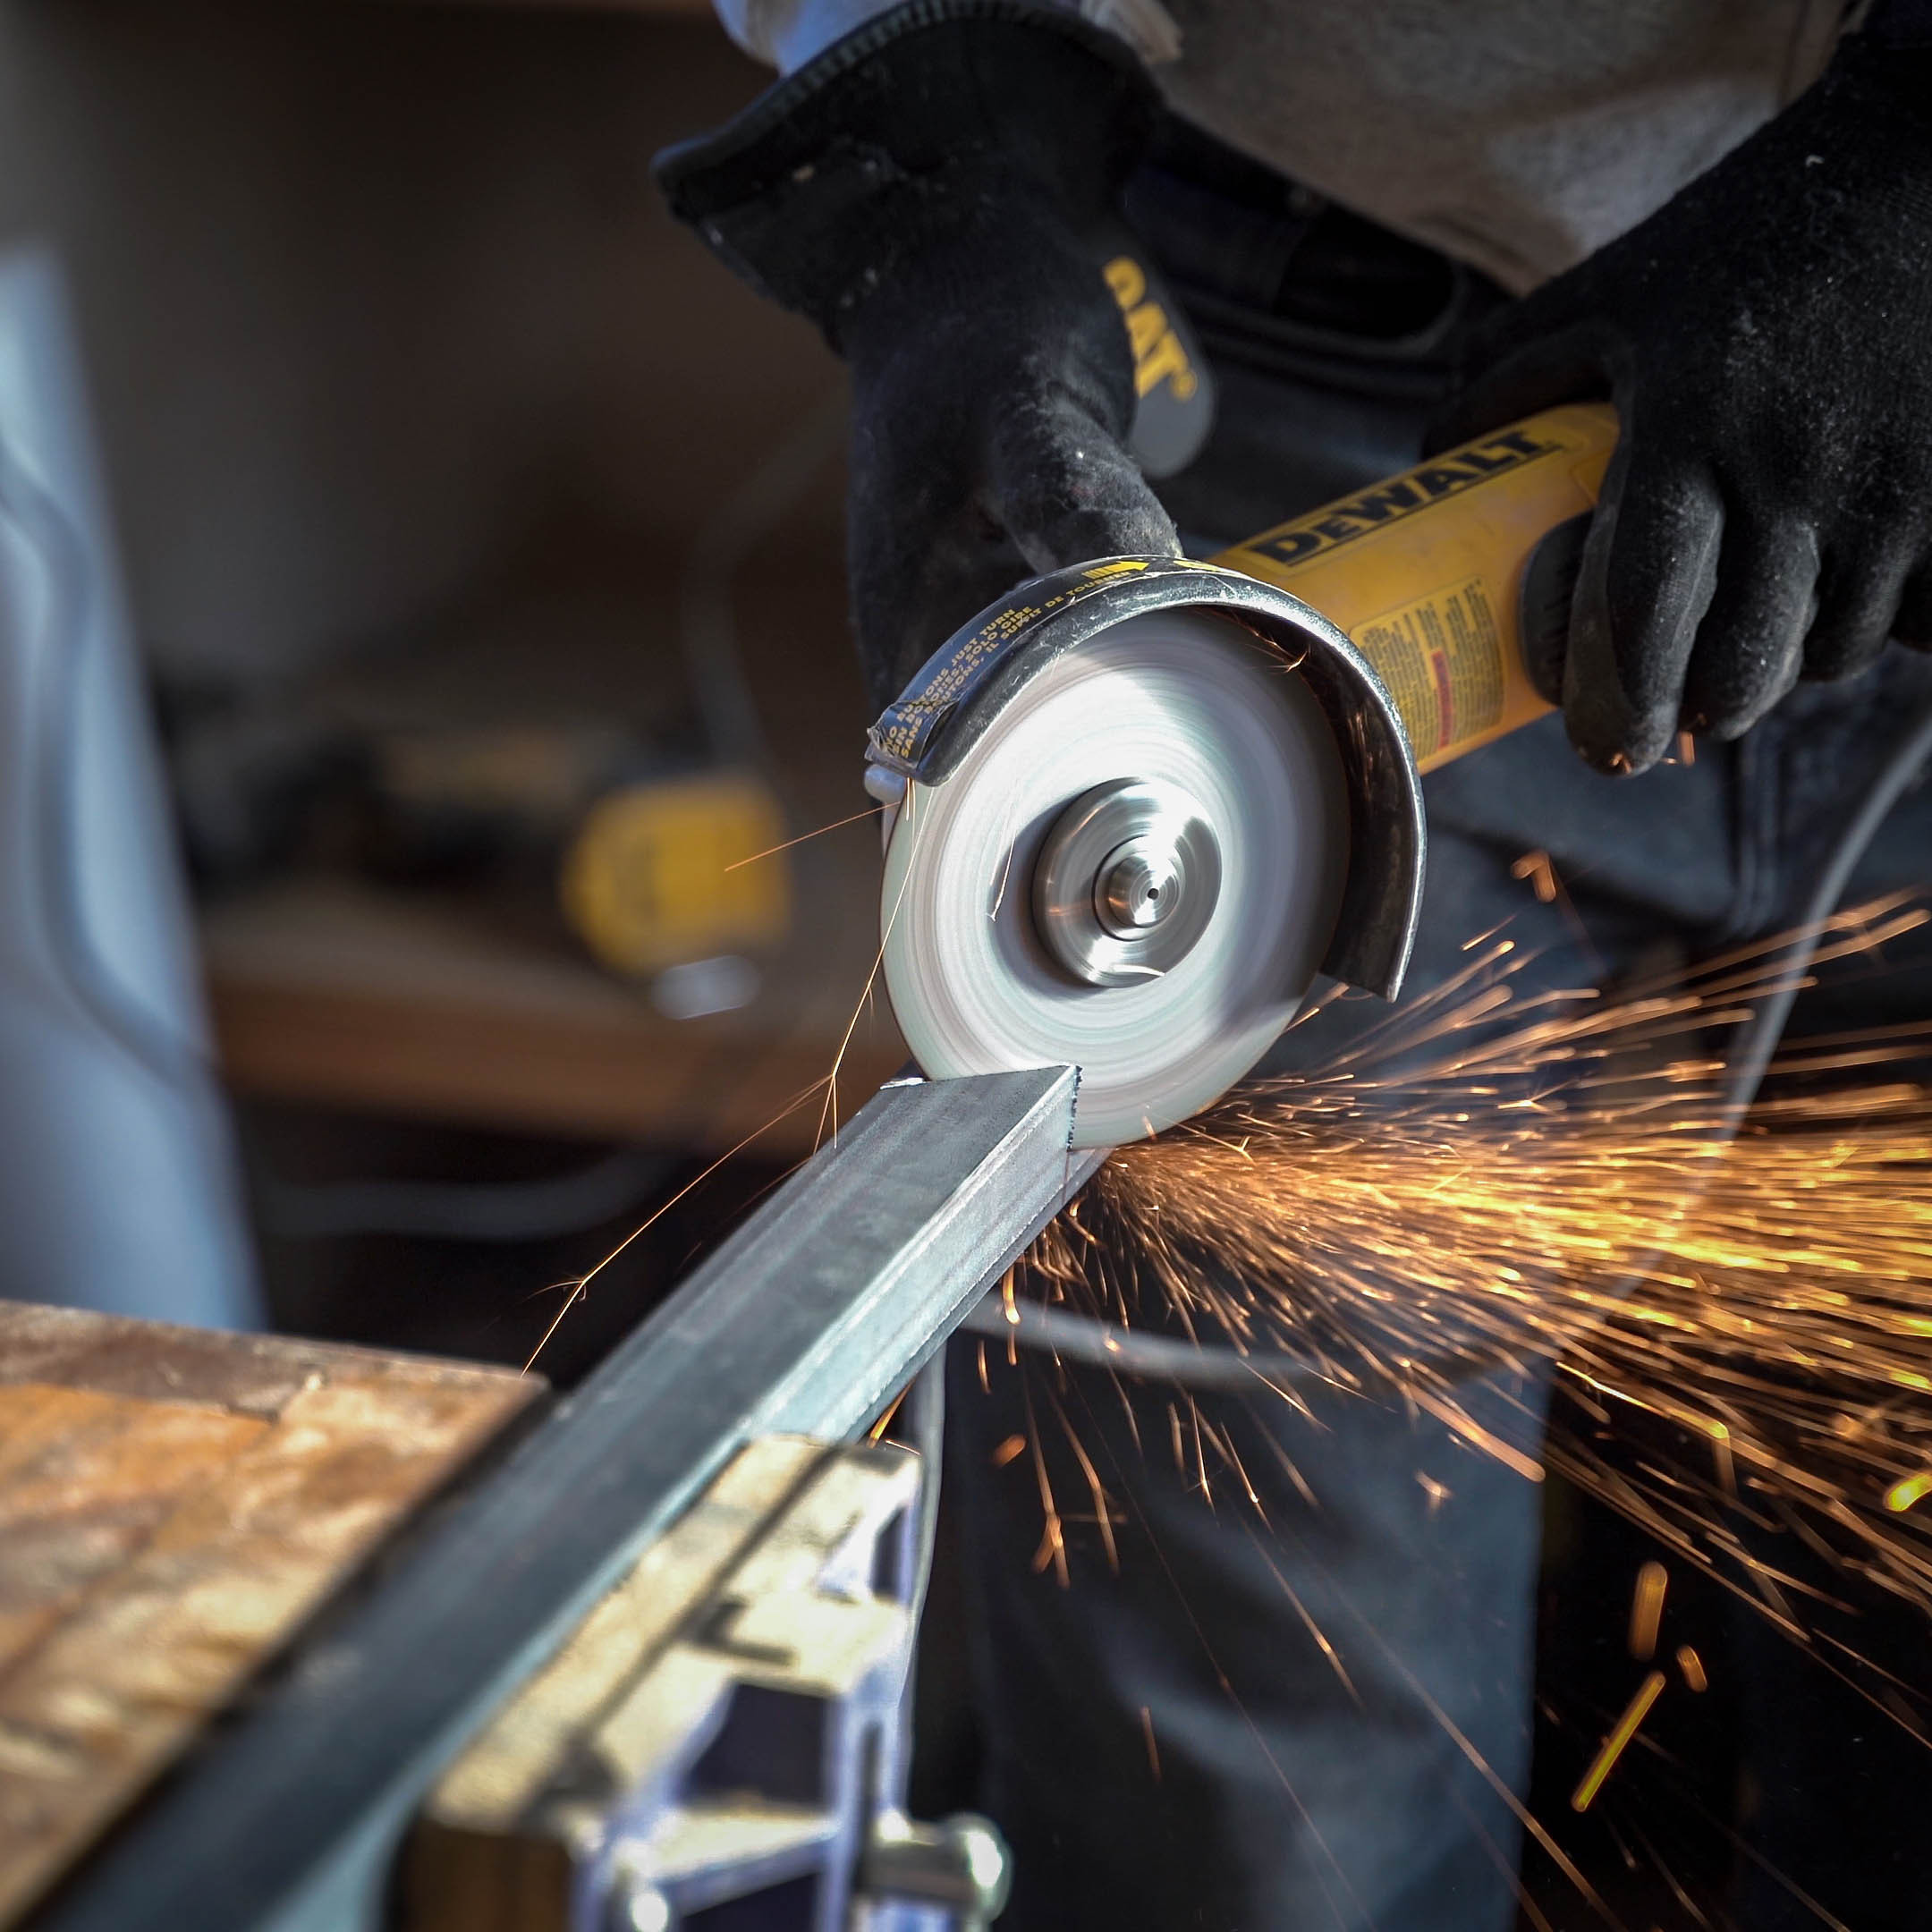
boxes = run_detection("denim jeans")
[945,114,1932,1931]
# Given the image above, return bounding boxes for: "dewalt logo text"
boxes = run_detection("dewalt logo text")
[1239,430,1560,568]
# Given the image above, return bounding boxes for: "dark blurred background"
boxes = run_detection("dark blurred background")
[0,0,902,1372]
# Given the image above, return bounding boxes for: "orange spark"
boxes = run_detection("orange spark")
[1629,1562,1667,1661]
[522,1066,839,1372]
[1572,1670,1667,1812]
[1885,1470,1932,1513]
[1510,849,1559,904]
[1013,894,1932,1737]
[868,1386,908,1443]
[723,802,882,869]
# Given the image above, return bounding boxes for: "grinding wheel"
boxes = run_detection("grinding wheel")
[880,608,1351,1147]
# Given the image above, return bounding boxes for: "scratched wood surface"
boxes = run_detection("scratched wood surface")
[0,1302,542,1928]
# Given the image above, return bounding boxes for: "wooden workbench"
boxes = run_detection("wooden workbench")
[0,1304,539,1928]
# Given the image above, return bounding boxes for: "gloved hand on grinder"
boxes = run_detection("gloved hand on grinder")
[656,0,1178,708]
[1433,29,1932,775]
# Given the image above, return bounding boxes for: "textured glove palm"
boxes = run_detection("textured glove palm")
[657,1,1179,707]
[1434,40,1932,775]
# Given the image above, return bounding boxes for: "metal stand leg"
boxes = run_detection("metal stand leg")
[0,247,258,1327]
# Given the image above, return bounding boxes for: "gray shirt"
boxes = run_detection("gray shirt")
[715,0,1848,291]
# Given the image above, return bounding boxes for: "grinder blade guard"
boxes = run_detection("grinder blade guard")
[866,559,1426,1148]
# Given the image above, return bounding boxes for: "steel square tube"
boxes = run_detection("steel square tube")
[34,1067,1097,1932]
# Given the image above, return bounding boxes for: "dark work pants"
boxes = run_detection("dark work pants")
[950,653,1932,1932]
[944,118,1932,1932]
[949,1350,1553,1932]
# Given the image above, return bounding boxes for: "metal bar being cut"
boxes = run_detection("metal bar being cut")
[33,1067,1098,1932]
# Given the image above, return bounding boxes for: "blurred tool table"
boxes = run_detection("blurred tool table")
[195,559,906,1157]
[201,872,903,1157]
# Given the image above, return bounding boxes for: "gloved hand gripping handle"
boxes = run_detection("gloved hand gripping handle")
[1433,28,1932,775]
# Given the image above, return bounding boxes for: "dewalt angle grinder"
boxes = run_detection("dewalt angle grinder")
[863,402,1620,1147]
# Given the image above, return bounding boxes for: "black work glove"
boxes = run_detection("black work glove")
[1430,36,1932,775]
[657,0,1180,706]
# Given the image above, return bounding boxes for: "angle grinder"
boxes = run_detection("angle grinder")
[864,402,1620,1147]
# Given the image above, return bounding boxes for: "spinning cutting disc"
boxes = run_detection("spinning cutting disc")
[880,608,1351,1147]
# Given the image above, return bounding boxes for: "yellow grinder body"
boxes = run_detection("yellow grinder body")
[866,402,1619,1146]
[1219,402,1617,770]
